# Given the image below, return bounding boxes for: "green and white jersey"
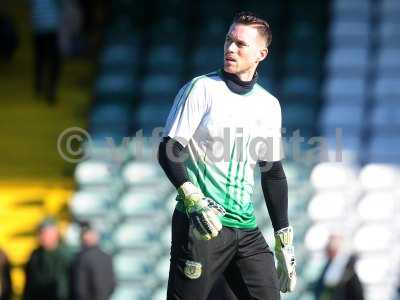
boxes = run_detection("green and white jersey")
[163,71,283,229]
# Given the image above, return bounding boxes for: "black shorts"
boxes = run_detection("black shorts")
[167,209,280,300]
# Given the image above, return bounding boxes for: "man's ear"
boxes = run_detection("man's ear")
[258,48,268,62]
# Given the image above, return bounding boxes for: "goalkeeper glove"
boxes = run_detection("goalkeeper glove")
[178,182,225,241]
[274,226,297,292]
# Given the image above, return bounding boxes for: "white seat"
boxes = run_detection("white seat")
[308,191,350,221]
[357,192,396,221]
[69,188,112,219]
[122,161,163,185]
[153,256,170,282]
[151,283,168,300]
[112,222,159,249]
[356,255,393,285]
[311,162,359,189]
[111,285,145,300]
[118,188,167,217]
[304,223,331,252]
[113,251,156,281]
[359,163,400,190]
[75,160,113,186]
[353,224,392,252]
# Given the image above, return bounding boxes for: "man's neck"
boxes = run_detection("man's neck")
[236,69,257,81]
[220,69,258,95]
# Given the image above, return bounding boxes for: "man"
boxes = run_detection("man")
[158,11,296,300]
[314,234,364,300]
[0,248,13,300]
[71,222,115,300]
[23,218,71,300]
[30,0,62,104]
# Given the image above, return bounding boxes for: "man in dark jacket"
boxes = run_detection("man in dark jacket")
[23,218,72,300]
[0,248,13,300]
[71,222,115,300]
[314,234,364,300]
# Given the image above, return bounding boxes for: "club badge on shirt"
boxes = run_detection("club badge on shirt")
[184,260,202,279]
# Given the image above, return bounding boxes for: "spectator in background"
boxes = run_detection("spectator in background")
[0,13,19,61]
[0,249,13,300]
[71,222,115,300]
[314,234,364,300]
[30,0,62,105]
[23,218,72,300]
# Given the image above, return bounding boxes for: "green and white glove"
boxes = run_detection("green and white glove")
[274,226,297,293]
[178,182,225,241]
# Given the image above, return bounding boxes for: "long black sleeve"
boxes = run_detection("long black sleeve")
[158,137,190,189]
[259,161,289,232]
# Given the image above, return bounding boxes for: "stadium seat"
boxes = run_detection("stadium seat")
[112,222,161,250]
[69,188,114,219]
[147,44,184,73]
[304,223,332,252]
[370,102,400,134]
[142,73,180,100]
[332,0,371,18]
[367,135,400,163]
[356,255,393,285]
[99,44,138,68]
[111,285,147,300]
[376,48,400,77]
[353,224,392,252]
[310,162,359,190]
[308,191,350,221]
[323,76,366,104]
[357,192,396,221]
[74,160,114,186]
[121,161,165,185]
[94,73,136,98]
[320,104,364,137]
[359,163,400,190]
[372,77,400,102]
[326,46,368,77]
[117,187,167,217]
[113,251,157,282]
[329,18,370,48]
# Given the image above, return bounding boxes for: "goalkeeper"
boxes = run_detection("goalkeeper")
[158,11,296,300]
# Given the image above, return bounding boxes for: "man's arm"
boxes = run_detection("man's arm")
[259,160,296,293]
[158,136,190,189]
[258,160,288,232]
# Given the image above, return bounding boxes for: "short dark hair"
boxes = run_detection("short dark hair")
[233,11,272,47]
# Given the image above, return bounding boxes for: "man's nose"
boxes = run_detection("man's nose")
[226,42,237,53]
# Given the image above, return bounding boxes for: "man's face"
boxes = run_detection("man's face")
[38,226,59,250]
[224,23,267,77]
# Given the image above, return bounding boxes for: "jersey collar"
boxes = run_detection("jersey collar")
[220,69,258,95]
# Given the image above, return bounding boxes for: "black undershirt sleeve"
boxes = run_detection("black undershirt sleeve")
[158,137,190,189]
[258,161,289,232]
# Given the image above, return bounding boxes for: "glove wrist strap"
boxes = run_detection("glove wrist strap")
[178,182,204,209]
[275,226,293,247]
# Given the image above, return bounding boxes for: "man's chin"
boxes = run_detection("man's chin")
[223,65,237,74]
